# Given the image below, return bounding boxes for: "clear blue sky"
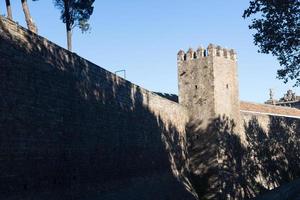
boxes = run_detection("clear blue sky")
[1,0,298,103]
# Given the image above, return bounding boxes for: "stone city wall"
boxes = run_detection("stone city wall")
[1,15,300,200]
[177,47,300,199]
[0,17,194,200]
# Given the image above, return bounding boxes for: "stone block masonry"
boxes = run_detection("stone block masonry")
[0,17,195,200]
[178,46,300,199]
[178,44,240,133]
[1,15,300,200]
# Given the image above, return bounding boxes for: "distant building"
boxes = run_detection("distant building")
[265,89,300,109]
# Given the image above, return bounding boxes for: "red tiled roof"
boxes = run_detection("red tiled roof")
[240,101,300,117]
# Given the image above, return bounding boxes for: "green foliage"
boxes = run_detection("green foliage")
[53,0,95,32]
[243,0,300,86]
[33,0,95,32]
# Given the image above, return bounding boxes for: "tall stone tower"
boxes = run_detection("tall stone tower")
[178,44,240,130]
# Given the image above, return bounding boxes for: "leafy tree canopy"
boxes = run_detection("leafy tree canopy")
[243,0,300,85]
[53,0,95,33]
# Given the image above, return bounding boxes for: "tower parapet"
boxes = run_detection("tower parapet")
[178,44,240,130]
[177,44,237,62]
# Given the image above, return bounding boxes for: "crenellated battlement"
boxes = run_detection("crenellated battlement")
[177,44,237,61]
[2,15,300,200]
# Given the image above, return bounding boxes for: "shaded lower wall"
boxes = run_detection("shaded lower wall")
[240,113,300,198]
[2,16,300,200]
[0,17,195,200]
[184,112,300,199]
[254,178,300,200]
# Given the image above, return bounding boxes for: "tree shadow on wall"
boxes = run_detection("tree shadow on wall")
[0,17,195,200]
[183,115,300,200]
[183,116,250,200]
[1,17,300,200]
[245,116,300,199]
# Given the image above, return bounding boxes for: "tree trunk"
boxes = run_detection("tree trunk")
[67,28,72,51]
[21,0,37,33]
[5,0,13,20]
[64,0,72,51]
